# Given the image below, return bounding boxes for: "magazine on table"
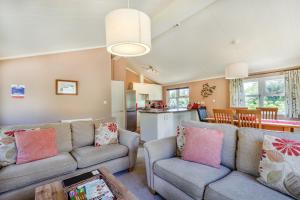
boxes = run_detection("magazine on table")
[64,170,114,200]
[68,179,114,200]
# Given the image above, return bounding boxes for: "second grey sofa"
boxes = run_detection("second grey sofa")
[144,120,299,200]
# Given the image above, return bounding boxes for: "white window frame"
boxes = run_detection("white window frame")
[167,87,190,109]
[243,75,285,115]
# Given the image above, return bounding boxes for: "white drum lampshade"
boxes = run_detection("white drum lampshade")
[105,8,151,57]
[225,62,249,79]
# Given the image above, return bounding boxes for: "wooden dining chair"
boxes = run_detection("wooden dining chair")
[230,107,248,110]
[236,109,262,128]
[230,107,248,113]
[230,107,248,119]
[213,109,235,125]
[257,107,278,120]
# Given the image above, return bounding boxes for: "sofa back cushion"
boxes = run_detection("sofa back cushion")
[236,128,300,177]
[71,120,94,148]
[181,121,238,169]
[0,123,72,153]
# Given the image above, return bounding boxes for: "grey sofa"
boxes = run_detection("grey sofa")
[0,120,139,200]
[144,120,299,200]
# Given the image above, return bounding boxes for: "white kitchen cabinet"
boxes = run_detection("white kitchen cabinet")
[140,112,173,142]
[133,82,163,129]
[148,84,163,100]
[132,83,147,94]
[132,83,162,100]
[157,113,174,139]
[140,109,198,142]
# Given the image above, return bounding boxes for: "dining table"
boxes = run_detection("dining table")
[205,117,300,132]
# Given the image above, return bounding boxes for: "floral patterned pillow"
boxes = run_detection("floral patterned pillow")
[257,135,300,199]
[94,122,119,147]
[176,125,186,157]
[0,128,39,167]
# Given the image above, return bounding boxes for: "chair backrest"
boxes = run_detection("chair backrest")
[229,107,248,113]
[256,107,278,120]
[197,106,208,122]
[213,109,235,124]
[230,107,248,110]
[236,109,262,128]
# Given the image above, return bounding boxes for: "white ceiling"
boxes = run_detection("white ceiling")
[1,0,300,85]
[0,0,172,57]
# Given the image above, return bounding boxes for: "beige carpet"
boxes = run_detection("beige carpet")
[115,147,164,200]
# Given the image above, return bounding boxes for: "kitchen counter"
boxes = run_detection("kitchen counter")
[139,108,193,113]
[139,108,198,142]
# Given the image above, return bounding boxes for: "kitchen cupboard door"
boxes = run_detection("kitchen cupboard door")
[157,113,174,139]
[148,84,162,100]
[133,83,162,101]
[140,113,158,142]
[132,83,147,94]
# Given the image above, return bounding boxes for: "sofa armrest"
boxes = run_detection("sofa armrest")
[118,129,140,169]
[143,136,177,189]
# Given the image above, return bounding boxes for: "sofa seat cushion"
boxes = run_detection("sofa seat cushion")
[153,158,231,200]
[204,171,294,200]
[71,144,128,168]
[0,152,77,193]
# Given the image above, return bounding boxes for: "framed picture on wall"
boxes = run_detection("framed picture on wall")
[56,80,78,95]
[11,84,25,98]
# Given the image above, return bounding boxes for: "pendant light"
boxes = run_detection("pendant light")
[105,0,151,57]
[225,62,249,79]
[225,40,249,79]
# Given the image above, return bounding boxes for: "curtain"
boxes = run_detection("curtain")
[229,79,245,107]
[285,69,300,118]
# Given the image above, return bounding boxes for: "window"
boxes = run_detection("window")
[167,88,189,109]
[243,75,285,114]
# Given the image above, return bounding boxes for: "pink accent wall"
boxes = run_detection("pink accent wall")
[112,57,157,90]
[0,48,111,125]
[163,78,230,116]
[111,58,127,82]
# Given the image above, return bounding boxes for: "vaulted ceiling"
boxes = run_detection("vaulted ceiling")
[1,0,300,85]
[0,0,172,57]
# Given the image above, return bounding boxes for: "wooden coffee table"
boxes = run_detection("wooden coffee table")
[35,167,137,200]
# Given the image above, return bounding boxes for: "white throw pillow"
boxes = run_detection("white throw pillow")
[95,122,119,147]
[257,135,300,199]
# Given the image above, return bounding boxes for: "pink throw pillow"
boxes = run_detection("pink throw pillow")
[182,127,224,168]
[15,128,58,164]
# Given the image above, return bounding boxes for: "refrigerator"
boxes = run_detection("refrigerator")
[126,90,137,132]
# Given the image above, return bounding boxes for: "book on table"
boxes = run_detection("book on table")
[62,170,114,200]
